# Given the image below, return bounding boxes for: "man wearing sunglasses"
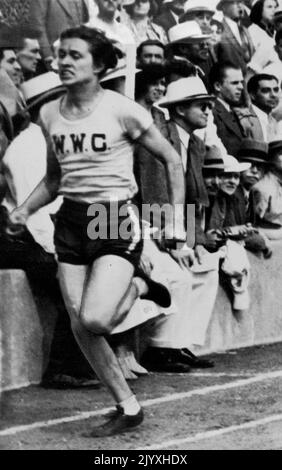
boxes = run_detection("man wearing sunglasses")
[140,76,218,371]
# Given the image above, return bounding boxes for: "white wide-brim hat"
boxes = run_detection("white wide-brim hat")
[168,20,211,44]
[183,0,216,15]
[20,72,65,109]
[100,59,140,83]
[222,155,251,173]
[158,76,215,108]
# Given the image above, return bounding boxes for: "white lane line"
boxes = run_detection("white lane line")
[176,372,254,377]
[139,413,282,450]
[1,369,282,437]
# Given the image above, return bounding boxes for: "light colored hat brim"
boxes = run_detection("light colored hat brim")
[223,162,251,173]
[158,94,215,108]
[183,7,216,16]
[203,163,225,170]
[26,86,66,110]
[169,33,211,44]
[101,66,140,83]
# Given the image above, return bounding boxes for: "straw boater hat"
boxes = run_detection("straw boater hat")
[20,72,65,110]
[158,76,215,108]
[237,139,269,164]
[168,20,211,44]
[222,155,251,173]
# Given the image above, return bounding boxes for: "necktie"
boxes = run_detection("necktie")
[186,134,209,207]
[238,24,252,63]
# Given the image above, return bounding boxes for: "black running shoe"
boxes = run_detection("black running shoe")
[88,406,144,437]
[135,268,171,308]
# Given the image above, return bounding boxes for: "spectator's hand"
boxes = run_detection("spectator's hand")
[194,244,209,264]
[138,253,153,277]
[6,207,29,237]
[169,244,195,270]
[159,221,186,251]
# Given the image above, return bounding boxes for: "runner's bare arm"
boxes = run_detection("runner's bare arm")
[8,124,61,228]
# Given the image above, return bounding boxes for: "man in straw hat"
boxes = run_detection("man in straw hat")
[180,0,216,33]
[166,20,214,86]
[140,76,218,370]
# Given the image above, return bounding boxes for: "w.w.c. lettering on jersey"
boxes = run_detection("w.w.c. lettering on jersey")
[52,133,107,154]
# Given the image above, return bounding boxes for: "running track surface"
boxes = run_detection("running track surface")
[1,342,282,450]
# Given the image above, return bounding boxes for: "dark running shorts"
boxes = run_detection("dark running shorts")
[54,198,143,267]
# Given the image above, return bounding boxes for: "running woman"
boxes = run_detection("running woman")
[8,26,186,437]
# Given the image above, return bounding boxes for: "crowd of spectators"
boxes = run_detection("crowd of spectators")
[1,0,282,389]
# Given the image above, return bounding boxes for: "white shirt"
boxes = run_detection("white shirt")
[86,15,135,46]
[175,124,190,172]
[225,17,242,45]
[248,23,279,73]
[252,104,282,142]
[40,90,153,203]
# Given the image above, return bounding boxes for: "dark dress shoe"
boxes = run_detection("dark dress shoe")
[41,373,101,389]
[135,268,171,308]
[141,347,191,373]
[180,349,214,368]
[87,406,144,437]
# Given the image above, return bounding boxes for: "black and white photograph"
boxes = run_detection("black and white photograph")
[0,0,282,454]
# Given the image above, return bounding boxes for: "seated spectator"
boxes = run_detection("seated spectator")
[0,26,26,117]
[203,146,226,198]
[209,17,224,62]
[236,139,273,256]
[15,28,42,82]
[138,77,219,370]
[136,39,165,66]
[28,0,90,65]
[207,156,253,311]
[179,0,216,34]
[247,73,282,141]
[123,0,168,45]
[86,0,135,46]
[247,0,279,75]
[216,0,255,75]
[167,20,213,87]
[0,46,21,88]
[237,139,269,203]
[164,51,229,157]
[154,0,186,33]
[264,29,282,85]
[252,139,282,239]
[209,61,252,155]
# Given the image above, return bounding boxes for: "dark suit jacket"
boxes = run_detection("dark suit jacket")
[212,99,246,157]
[29,0,89,58]
[207,188,247,231]
[154,8,177,33]
[216,18,254,74]
[135,112,208,246]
